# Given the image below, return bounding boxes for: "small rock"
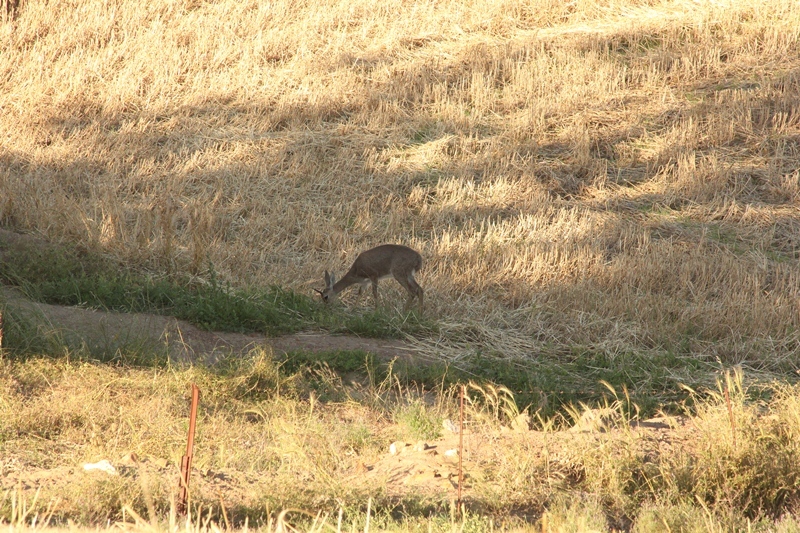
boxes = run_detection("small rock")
[82,459,117,475]
[443,448,459,462]
[442,419,459,434]
[413,441,430,452]
[389,441,407,455]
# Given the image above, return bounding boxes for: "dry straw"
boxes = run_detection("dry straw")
[1,0,799,365]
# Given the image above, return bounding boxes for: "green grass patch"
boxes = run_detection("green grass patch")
[0,234,435,342]
[281,349,377,375]
[333,309,436,339]
[276,346,709,421]
[394,400,442,440]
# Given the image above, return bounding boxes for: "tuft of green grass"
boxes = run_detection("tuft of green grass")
[394,400,442,441]
[215,350,296,402]
[0,303,65,359]
[333,308,437,339]
[281,349,377,375]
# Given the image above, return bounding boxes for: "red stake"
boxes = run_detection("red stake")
[457,384,464,516]
[178,383,200,516]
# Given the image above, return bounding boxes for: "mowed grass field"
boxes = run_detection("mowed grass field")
[2,0,799,366]
[2,0,800,529]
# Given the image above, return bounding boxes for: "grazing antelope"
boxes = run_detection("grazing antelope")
[316,244,424,312]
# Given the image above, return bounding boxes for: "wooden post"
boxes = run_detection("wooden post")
[457,384,464,516]
[178,383,200,516]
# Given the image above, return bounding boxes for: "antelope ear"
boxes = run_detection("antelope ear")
[329,272,336,286]
[324,270,331,285]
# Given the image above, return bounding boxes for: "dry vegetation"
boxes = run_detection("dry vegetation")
[6,355,800,532]
[3,0,800,529]
[2,0,799,366]
[7,361,795,530]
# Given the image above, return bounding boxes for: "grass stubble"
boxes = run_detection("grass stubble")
[1,0,799,368]
[2,0,800,529]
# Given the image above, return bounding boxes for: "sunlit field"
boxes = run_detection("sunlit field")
[3,0,799,365]
[2,0,800,529]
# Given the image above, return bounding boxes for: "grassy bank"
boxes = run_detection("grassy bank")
[0,231,434,339]
[3,354,800,531]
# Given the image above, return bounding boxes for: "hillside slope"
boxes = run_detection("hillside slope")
[1,0,800,375]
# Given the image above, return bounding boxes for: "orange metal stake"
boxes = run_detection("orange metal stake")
[457,384,464,516]
[178,383,200,516]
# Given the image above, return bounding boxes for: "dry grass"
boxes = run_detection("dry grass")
[4,1,800,524]
[0,351,390,524]
[6,354,800,531]
[0,350,534,529]
[2,0,800,368]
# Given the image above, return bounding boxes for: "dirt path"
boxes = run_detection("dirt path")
[1,286,419,364]
[0,228,421,365]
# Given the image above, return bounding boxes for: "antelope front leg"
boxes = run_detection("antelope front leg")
[355,283,367,307]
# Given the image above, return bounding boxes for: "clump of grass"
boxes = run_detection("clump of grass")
[394,400,442,441]
[281,349,377,375]
[335,309,437,339]
[669,370,800,519]
[631,502,769,533]
[216,349,296,402]
[564,371,800,525]
[0,303,66,359]
[540,495,610,533]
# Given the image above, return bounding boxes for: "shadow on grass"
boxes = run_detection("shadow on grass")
[0,232,436,352]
